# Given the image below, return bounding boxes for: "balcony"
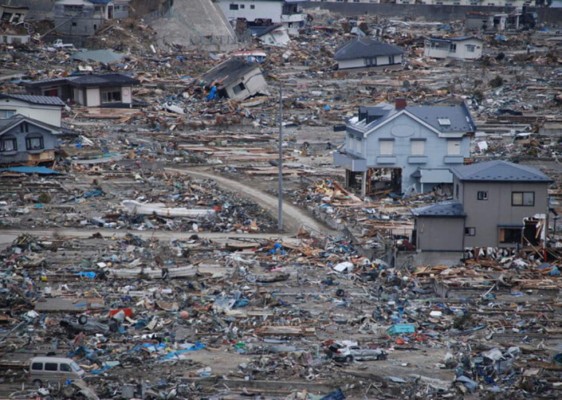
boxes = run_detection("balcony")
[443,155,465,164]
[333,152,367,172]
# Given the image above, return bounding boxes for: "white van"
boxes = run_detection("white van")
[28,357,85,387]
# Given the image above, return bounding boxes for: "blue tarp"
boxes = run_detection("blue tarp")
[0,166,61,175]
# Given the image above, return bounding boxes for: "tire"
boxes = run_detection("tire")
[345,355,353,362]
[33,379,42,388]
[78,315,88,325]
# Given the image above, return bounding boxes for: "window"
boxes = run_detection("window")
[466,44,476,53]
[0,109,15,119]
[450,43,457,53]
[232,82,246,95]
[388,55,395,64]
[45,363,58,371]
[499,228,522,244]
[31,362,43,371]
[512,192,534,207]
[438,118,451,127]
[101,88,122,103]
[20,123,28,133]
[60,364,71,372]
[447,140,461,155]
[250,5,255,9]
[72,22,77,26]
[229,4,239,10]
[410,139,425,155]
[477,191,488,200]
[379,139,394,156]
[465,227,475,236]
[455,184,459,199]
[1,135,17,152]
[240,4,245,8]
[26,134,44,151]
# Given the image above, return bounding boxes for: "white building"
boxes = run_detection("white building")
[0,94,65,127]
[424,36,483,60]
[216,0,308,35]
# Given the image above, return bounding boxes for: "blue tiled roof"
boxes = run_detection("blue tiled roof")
[0,166,61,175]
[451,160,553,183]
[412,201,465,218]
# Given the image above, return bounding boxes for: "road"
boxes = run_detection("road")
[0,168,337,247]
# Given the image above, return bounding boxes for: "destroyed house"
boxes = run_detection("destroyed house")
[201,58,268,101]
[412,161,553,251]
[334,38,403,70]
[424,36,483,60]
[53,0,118,37]
[24,73,139,107]
[0,94,65,127]
[0,115,61,165]
[334,99,475,196]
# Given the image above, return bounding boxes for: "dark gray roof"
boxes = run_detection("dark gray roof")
[0,93,65,106]
[408,102,476,133]
[426,36,483,43]
[201,58,262,88]
[24,74,139,89]
[335,38,403,61]
[0,114,60,135]
[451,160,553,183]
[412,201,465,218]
[351,101,475,134]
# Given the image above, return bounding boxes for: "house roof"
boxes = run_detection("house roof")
[451,160,553,183]
[0,114,60,136]
[412,201,465,218]
[23,74,139,89]
[250,24,285,37]
[426,36,483,43]
[201,58,263,88]
[350,101,476,136]
[334,38,403,61]
[71,49,126,64]
[0,93,65,106]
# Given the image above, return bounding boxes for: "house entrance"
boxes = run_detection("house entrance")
[523,217,542,246]
[365,168,402,196]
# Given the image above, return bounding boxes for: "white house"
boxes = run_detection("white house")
[252,24,291,47]
[216,0,308,35]
[201,58,268,101]
[424,37,483,60]
[0,94,65,127]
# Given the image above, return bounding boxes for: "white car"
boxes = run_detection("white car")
[325,340,387,362]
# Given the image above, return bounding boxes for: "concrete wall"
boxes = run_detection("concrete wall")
[217,0,284,23]
[301,2,562,25]
[458,179,550,247]
[415,216,465,251]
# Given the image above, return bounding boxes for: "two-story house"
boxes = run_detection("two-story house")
[333,99,476,197]
[53,0,117,37]
[216,0,308,36]
[0,94,65,127]
[412,160,553,251]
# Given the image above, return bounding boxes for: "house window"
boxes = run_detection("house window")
[466,44,476,53]
[0,109,15,119]
[447,140,461,155]
[0,135,17,152]
[512,191,534,207]
[388,55,395,64]
[72,22,77,26]
[240,4,245,8]
[477,191,488,200]
[26,134,44,150]
[379,139,394,156]
[499,227,522,244]
[20,123,28,133]
[410,139,425,155]
[229,4,239,10]
[101,88,122,103]
[455,184,459,199]
[450,43,457,53]
[250,5,255,9]
[232,82,246,95]
[465,227,476,236]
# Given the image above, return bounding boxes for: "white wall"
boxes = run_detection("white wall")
[86,87,100,107]
[218,0,283,23]
[0,99,61,127]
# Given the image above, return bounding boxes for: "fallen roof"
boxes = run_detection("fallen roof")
[451,160,553,183]
[334,38,403,61]
[0,93,65,106]
[201,58,263,88]
[71,49,126,65]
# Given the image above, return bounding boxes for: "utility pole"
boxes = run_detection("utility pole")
[278,87,283,232]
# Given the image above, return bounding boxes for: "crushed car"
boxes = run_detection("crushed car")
[324,340,387,362]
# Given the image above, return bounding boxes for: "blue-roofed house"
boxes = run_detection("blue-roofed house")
[0,94,65,127]
[334,38,404,70]
[333,99,476,196]
[424,36,483,60]
[412,160,553,251]
[0,115,62,165]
